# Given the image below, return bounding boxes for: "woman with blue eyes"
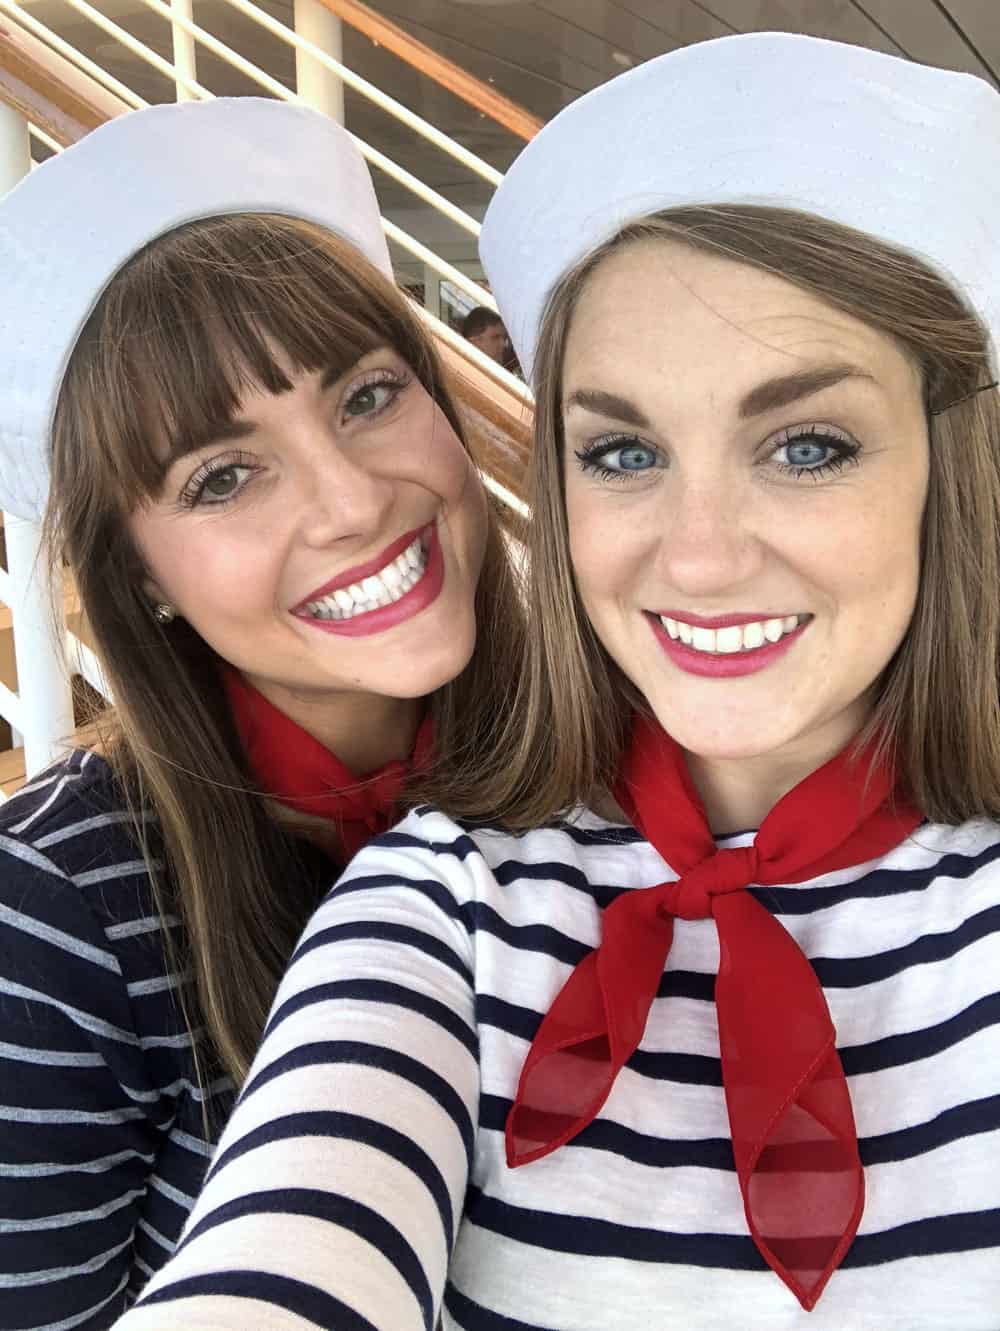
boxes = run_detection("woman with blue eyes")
[110,34,1000,1331]
[0,98,522,1327]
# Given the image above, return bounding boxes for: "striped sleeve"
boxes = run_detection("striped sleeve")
[0,828,158,1330]
[114,812,480,1331]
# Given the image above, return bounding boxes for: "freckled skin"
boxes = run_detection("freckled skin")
[561,241,929,803]
[129,347,487,740]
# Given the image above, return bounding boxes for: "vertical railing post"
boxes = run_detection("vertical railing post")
[170,0,198,100]
[4,518,74,780]
[423,264,441,318]
[293,0,344,123]
[0,105,75,780]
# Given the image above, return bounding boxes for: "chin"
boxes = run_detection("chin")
[647,701,809,765]
[386,625,478,699]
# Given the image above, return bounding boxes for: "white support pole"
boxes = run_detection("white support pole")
[423,264,441,318]
[0,108,73,778]
[171,0,198,101]
[0,100,30,183]
[4,519,74,781]
[293,0,344,123]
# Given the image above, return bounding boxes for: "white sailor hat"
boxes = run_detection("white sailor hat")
[480,32,1000,384]
[0,97,392,521]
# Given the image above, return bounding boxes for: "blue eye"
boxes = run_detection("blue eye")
[771,428,861,480]
[575,436,662,480]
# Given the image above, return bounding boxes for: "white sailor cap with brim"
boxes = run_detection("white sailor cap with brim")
[0,96,392,522]
[479,32,1000,385]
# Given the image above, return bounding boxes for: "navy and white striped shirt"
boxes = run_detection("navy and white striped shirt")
[117,804,1000,1330]
[0,750,236,1330]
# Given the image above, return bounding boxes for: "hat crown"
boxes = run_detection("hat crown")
[480,33,1000,382]
[0,97,391,522]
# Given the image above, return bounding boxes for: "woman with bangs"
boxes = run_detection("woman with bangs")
[0,98,522,1327]
[105,36,1000,1331]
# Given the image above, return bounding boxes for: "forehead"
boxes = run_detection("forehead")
[562,238,917,399]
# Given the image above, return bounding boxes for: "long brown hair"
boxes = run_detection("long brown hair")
[44,212,524,1088]
[475,204,1000,828]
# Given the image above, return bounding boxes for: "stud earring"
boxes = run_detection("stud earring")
[153,603,176,625]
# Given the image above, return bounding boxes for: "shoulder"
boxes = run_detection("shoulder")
[0,750,172,1041]
[333,803,652,914]
[0,748,158,921]
[878,816,1000,888]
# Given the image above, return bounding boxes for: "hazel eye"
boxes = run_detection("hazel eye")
[201,467,245,498]
[344,383,395,418]
[179,453,258,508]
[341,369,411,422]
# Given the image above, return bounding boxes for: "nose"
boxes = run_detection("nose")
[654,472,764,599]
[295,443,396,550]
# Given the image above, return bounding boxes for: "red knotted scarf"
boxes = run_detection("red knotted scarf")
[223,668,433,860]
[506,715,922,1310]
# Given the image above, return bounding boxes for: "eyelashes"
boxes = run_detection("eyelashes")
[179,450,258,509]
[177,366,413,510]
[574,425,862,484]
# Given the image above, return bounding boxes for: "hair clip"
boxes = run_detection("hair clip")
[931,381,999,415]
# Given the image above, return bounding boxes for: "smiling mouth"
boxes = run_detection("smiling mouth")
[300,531,429,622]
[658,614,809,654]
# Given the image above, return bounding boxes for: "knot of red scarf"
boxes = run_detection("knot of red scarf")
[506,714,921,1311]
[655,843,757,918]
[223,668,433,860]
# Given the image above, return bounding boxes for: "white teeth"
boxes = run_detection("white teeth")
[301,533,428,622]
[715,626,742,654]
[661,613,804,655]
[742,621,765,650]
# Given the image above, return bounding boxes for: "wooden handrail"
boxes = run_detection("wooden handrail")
[0,18,129,146]
[0,11,532,508]
[316,0,543,142]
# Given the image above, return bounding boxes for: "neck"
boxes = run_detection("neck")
[247,675,423,776]
[684,713,870,836]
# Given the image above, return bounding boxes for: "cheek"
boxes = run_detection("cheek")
[565,486,624,613]
[129,511,279,616]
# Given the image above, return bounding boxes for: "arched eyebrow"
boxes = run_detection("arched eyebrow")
[563,363,876,429]
[737,364,877,418]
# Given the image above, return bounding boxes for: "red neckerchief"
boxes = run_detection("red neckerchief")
[506,713,922,1311]
[223,668,433,860]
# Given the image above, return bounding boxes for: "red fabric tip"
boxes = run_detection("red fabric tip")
[506,716,921,1309]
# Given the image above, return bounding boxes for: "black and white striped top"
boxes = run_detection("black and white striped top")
[116,803,1000,1330]
[0,750,236,1330]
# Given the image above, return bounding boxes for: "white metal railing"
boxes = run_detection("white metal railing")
[2,0,502,312]
[0,1,533,788]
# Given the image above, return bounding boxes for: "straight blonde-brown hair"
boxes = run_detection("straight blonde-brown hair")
[473,204,1000,829]
[45,212,524,1090]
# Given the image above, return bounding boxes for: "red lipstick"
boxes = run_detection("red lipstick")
[648,612,809,679]
[293,525,444,638]
[294,525,426,609]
